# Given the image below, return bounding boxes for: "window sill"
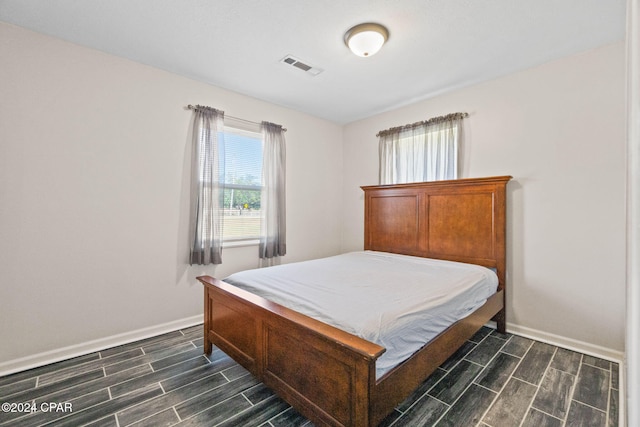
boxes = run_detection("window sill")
[223,239,259,249]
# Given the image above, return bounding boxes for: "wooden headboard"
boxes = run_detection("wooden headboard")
[361,176,511,291]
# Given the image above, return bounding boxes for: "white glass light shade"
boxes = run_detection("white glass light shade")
[344,23,389,57]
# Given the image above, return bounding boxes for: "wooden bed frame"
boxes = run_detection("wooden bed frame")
[197,175,511,426]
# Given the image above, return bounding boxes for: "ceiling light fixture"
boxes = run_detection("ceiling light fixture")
[344,23,389,57]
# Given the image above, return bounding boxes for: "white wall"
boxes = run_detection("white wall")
[342,42,627,356]
[0,22,343,371]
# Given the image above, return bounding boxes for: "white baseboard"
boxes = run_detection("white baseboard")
[619,355,627,427]
[0,314,204,377]
[504,322,624,363]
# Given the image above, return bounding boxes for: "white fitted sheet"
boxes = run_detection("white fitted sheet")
[224,251,498,378]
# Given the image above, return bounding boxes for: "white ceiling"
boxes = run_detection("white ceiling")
[0,0,627,124]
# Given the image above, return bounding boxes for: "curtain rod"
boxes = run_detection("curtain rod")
[186,104,287,132]
[376,112,468,137]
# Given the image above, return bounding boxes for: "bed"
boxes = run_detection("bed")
[197,175,511,426]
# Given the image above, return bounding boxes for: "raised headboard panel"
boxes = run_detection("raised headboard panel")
[362,176,511,289]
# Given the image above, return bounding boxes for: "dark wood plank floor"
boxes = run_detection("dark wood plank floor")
[0,325,619,426]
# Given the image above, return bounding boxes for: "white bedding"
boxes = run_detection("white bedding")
[224,251,498,378]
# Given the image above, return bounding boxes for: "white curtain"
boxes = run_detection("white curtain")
[379,113,464,185]
[259,121,286,261]
[189,106,225,265]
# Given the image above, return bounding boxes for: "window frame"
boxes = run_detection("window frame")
[219,120,264,246]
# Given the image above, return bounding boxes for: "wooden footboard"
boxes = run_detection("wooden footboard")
[199,275,385,426]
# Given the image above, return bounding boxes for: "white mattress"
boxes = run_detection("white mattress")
[224,251,498,378]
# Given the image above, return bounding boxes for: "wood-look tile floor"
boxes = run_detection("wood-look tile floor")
[0,325,618,427]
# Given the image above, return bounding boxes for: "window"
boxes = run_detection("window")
[189,104,286,264]
[378,113,465,185]
[220,125,263,243]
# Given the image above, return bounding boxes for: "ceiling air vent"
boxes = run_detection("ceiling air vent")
[280,55,323,76]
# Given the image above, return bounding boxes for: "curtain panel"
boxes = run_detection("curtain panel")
[259,121,286,260]
[189,106,225,265]
[379,114,464,185]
